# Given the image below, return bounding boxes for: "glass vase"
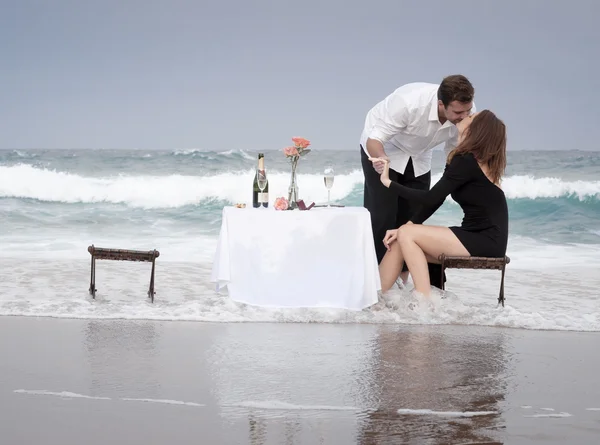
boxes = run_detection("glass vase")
[287,157,299,210]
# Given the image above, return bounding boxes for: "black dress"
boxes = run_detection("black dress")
[388,152,509,258]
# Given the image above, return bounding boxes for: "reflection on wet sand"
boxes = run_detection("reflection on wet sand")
[208,323,380,444]
[249,414,266,445]
[206,323,509,444]
[357,326,508,445]
[84,320,160,398]
[4,317,599,444]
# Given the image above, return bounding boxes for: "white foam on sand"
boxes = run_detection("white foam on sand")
[13,390,599,418]
[14,389,111,400]
[524,412,573,418]
[231,401,360,411]
[14,389,205,407]
[396,408,497,417]
[121,398,205,407]
[13,390,356,412]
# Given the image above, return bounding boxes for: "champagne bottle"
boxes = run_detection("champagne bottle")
[252,153,269,208]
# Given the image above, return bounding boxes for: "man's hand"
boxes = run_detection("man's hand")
[383,229,398,250]
[371,157,389,174]
[368,157,391,187]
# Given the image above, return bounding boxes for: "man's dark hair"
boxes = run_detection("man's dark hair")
[437,75,474,107]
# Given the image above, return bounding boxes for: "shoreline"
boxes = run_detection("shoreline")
[1,255,599,332]
[0,311,598,334]
[2,317,600,444]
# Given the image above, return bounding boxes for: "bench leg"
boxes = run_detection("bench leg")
[148,258,156,303]
[498,262,507,307]
[89,256,96,298]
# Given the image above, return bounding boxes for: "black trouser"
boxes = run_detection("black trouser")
[360,145,445,288]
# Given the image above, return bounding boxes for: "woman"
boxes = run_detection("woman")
[369,109,509,298]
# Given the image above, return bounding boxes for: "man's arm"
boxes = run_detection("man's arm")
[365,138,387,158]
[365,93,410,171]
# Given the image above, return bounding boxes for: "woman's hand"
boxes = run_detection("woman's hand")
[368,157,392,188]
[383,229,398,250]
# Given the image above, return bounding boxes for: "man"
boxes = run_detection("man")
[360,74,475,288]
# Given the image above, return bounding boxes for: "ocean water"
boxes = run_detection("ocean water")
[1,148,599,330]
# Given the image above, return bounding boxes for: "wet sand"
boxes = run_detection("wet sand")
[1,317,599,444]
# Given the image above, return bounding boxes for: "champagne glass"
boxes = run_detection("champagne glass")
[257,169,267,208]
[324,166,334,207]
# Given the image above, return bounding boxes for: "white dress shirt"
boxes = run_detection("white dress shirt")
[360,82,475,177]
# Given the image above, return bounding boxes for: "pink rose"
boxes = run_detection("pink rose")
[274,197,289,210]
[292,137,310,149]
[283,146,299,157]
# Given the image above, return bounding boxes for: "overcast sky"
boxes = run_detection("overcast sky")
[1,0,598,151]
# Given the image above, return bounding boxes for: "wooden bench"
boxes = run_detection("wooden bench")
[438,254,510,306]
[88,245,160,303]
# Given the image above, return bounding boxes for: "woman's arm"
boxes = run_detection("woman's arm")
[370,154,475,224]
[409,200,445,225]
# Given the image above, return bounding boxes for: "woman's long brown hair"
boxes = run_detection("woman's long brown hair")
[448,109,507,185]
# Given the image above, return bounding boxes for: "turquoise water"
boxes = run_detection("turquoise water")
[0,148,599,330]
[1,148,598,245]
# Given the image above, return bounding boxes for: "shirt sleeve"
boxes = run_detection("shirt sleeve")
[387,153,475,224]
[367,93,409,145]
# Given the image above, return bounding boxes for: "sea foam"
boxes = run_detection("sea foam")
[1,164,599,209]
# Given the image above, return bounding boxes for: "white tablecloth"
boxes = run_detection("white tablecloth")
[210,206,381,310]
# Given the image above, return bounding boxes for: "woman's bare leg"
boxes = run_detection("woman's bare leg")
[378,241,405,292]
[380,247,440,292]
[397,225,470,296]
